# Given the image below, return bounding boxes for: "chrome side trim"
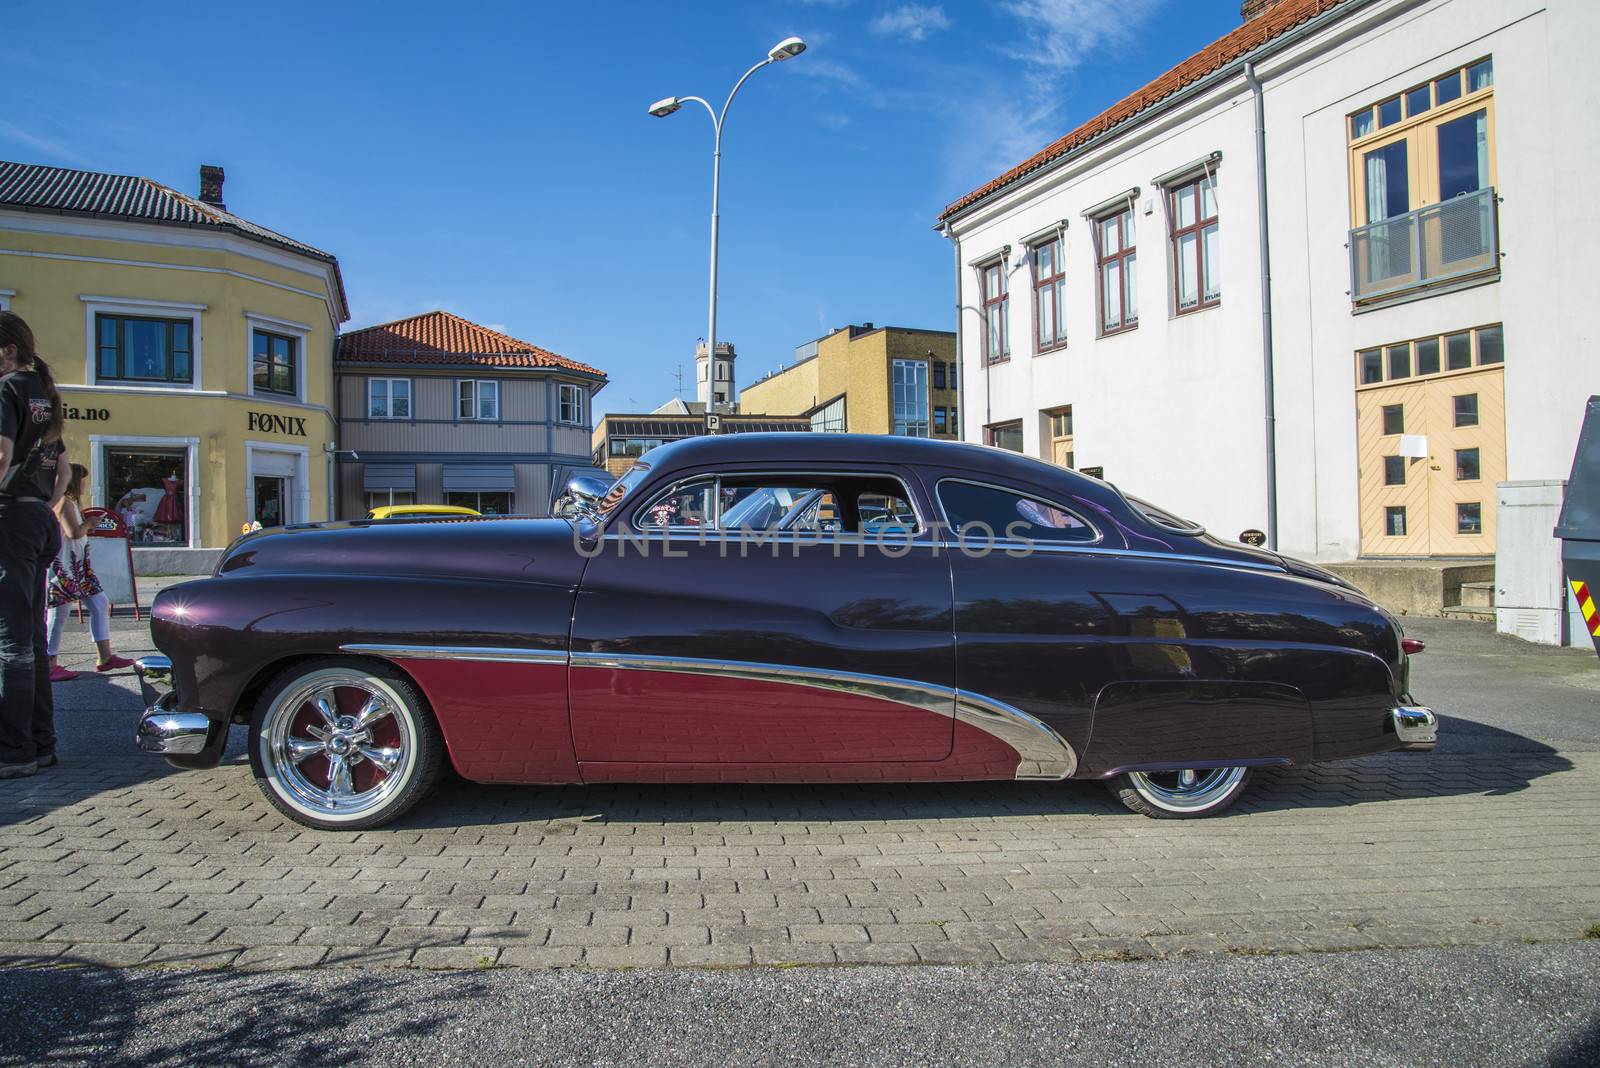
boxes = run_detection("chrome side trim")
[956,690,1077,780]
[570,651,1079,780]
[340,643,568,666]
[570,651,952,719]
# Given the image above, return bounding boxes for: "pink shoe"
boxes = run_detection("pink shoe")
[97,655,135,672]
[49,666,79,683]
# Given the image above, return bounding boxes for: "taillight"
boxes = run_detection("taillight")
[1401,637,1425,655]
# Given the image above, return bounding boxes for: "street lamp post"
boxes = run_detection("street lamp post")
[648,36,806,417]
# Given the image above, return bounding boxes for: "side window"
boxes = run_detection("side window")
[633,474,921,534]
[637,477,716,530]
[938,480,1097,544]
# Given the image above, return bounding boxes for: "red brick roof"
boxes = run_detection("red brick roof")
[938,0,1348,222]
[1,160,350,320]
[336,311,606,378]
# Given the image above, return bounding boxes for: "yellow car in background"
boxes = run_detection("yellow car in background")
[365,504,482,520]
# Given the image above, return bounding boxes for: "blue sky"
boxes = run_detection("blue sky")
[8,0,1243,415]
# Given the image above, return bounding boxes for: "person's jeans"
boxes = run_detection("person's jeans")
[0,499,61,764]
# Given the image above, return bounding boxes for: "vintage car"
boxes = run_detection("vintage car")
[134,434,1436,830]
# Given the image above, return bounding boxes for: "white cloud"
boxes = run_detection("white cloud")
[791,56,866,87]
[1000,0,1161,77]
[869,4,951,42]
[0,120,90,165]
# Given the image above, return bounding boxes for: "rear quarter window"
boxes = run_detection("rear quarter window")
[937,480,1098,544]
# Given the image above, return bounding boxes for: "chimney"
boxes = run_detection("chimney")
[1240,0,1287,19]
[198,165,226,210]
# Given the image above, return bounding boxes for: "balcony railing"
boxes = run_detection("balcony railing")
[1349,187,1499,303]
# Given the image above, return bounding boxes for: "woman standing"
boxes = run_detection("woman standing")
[47,463,133,681]
[0,310,68,779]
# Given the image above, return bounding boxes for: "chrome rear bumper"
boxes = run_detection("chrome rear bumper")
[134,655,213,756]
[1392,705,1438,751]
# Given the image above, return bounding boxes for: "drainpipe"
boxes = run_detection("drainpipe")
[943,223,965,440]
[1244,61,1279,552]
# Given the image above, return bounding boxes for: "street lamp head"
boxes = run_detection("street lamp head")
[767,37,807,61]
[647,96,683,117]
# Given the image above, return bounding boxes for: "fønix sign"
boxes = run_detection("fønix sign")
[247,412,307,437]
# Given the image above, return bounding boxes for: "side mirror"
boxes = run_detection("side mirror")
[555,474,612,522]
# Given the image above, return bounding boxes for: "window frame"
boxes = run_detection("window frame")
[367,377,413,420]
[978,260,1010,364]
[1166,175,1219,315]
[1031,234,1067,353]
[1093,205,1138,337]
[557,382,587,426]
[1354,323,1506,389]
[890,358,931,438]
[457,379,501,422]
[93,312,196,386]
[984,419,1024,453]
[250,328,299,398]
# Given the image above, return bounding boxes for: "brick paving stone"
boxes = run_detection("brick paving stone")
[234,945,330,970]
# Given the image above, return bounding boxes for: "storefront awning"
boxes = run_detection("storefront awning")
[443,463,515,492]
[363,463,416,491]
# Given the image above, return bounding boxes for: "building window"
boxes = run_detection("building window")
[106,446,189,545]
[1356,324,1505,387]
[251,329,297,396]
[1456,447,1481,481]
[986,420,1023,453]
[933,362,946,390]
[95,314,193,384]
[948,361,958,391]
[446,490,513,515]
[1382,404,1404,435]
[368,378,411,419]
[610,436,666,458]
[1384,456,1406,485]
[1094,206,1137,335]
[980,262,1009,363]
[1033,236,1067,351]
[1454,393,1479,427]
[365,489,415,513]
[458,380,500,421]
[810,396,846,434]
[558,383,586,425]
[1385,506,1407,536]
[934,407,949,435]
[1457,502,1482,534]
[891,359,930,437]
[1168,175,1219,313]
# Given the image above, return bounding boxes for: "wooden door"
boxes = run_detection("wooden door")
[1357,381,1431,554]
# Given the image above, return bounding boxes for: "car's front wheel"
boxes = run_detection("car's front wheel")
[1110,766,1251,818]
[249,659,444,830]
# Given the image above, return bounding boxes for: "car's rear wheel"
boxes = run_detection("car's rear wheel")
[248,659,443,830]
[1110,766,1251,818]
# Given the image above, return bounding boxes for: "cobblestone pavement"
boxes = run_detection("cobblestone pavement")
[2,604,1597,972]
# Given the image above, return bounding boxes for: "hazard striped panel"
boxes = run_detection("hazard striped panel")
[1572,581,1600,637]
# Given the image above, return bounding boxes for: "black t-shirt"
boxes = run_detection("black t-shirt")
[0,370,62,499]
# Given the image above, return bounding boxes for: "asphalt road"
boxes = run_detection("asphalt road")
[1,941,1596,1067]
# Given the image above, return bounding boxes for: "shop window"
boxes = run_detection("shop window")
[368,378,411,419]
[458,380,500,421]
[1384,456,1405,485]
[96,314,193,384]
[558,383,587,425]
[1457,502,1482,534]
[252,330,297,396]
[106,446,188,545]
[445,490,513,515]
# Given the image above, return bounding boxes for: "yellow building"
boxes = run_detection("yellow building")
[739,324,959,438]
[0,161,348,573]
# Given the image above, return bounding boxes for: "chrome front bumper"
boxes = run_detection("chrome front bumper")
[134,655,213,756]
[1392,705,1438,751]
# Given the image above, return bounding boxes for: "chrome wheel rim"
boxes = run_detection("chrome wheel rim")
[260,671,416,823]
[1126,766,1247,814]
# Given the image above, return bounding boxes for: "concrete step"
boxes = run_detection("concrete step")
[1324,559,1494,617]
[1441,605,1496,623]
[1459,581,1496,609]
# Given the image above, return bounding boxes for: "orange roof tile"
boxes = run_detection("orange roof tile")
[938,0,1349,222]
[337,310,605,378]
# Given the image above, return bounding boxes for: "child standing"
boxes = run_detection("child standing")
[47,463,132,680]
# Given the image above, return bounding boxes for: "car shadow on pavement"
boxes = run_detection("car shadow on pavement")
[390,714,1573,831]
[0,956,487,1066]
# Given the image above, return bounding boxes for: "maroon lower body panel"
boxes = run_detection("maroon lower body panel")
[569,667,955,764]
[395,658,581,784]
[578,719,1023,783]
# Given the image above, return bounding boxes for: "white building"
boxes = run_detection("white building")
[939,0,1599,562]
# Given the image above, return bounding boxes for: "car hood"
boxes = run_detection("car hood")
[215,516,589,590]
